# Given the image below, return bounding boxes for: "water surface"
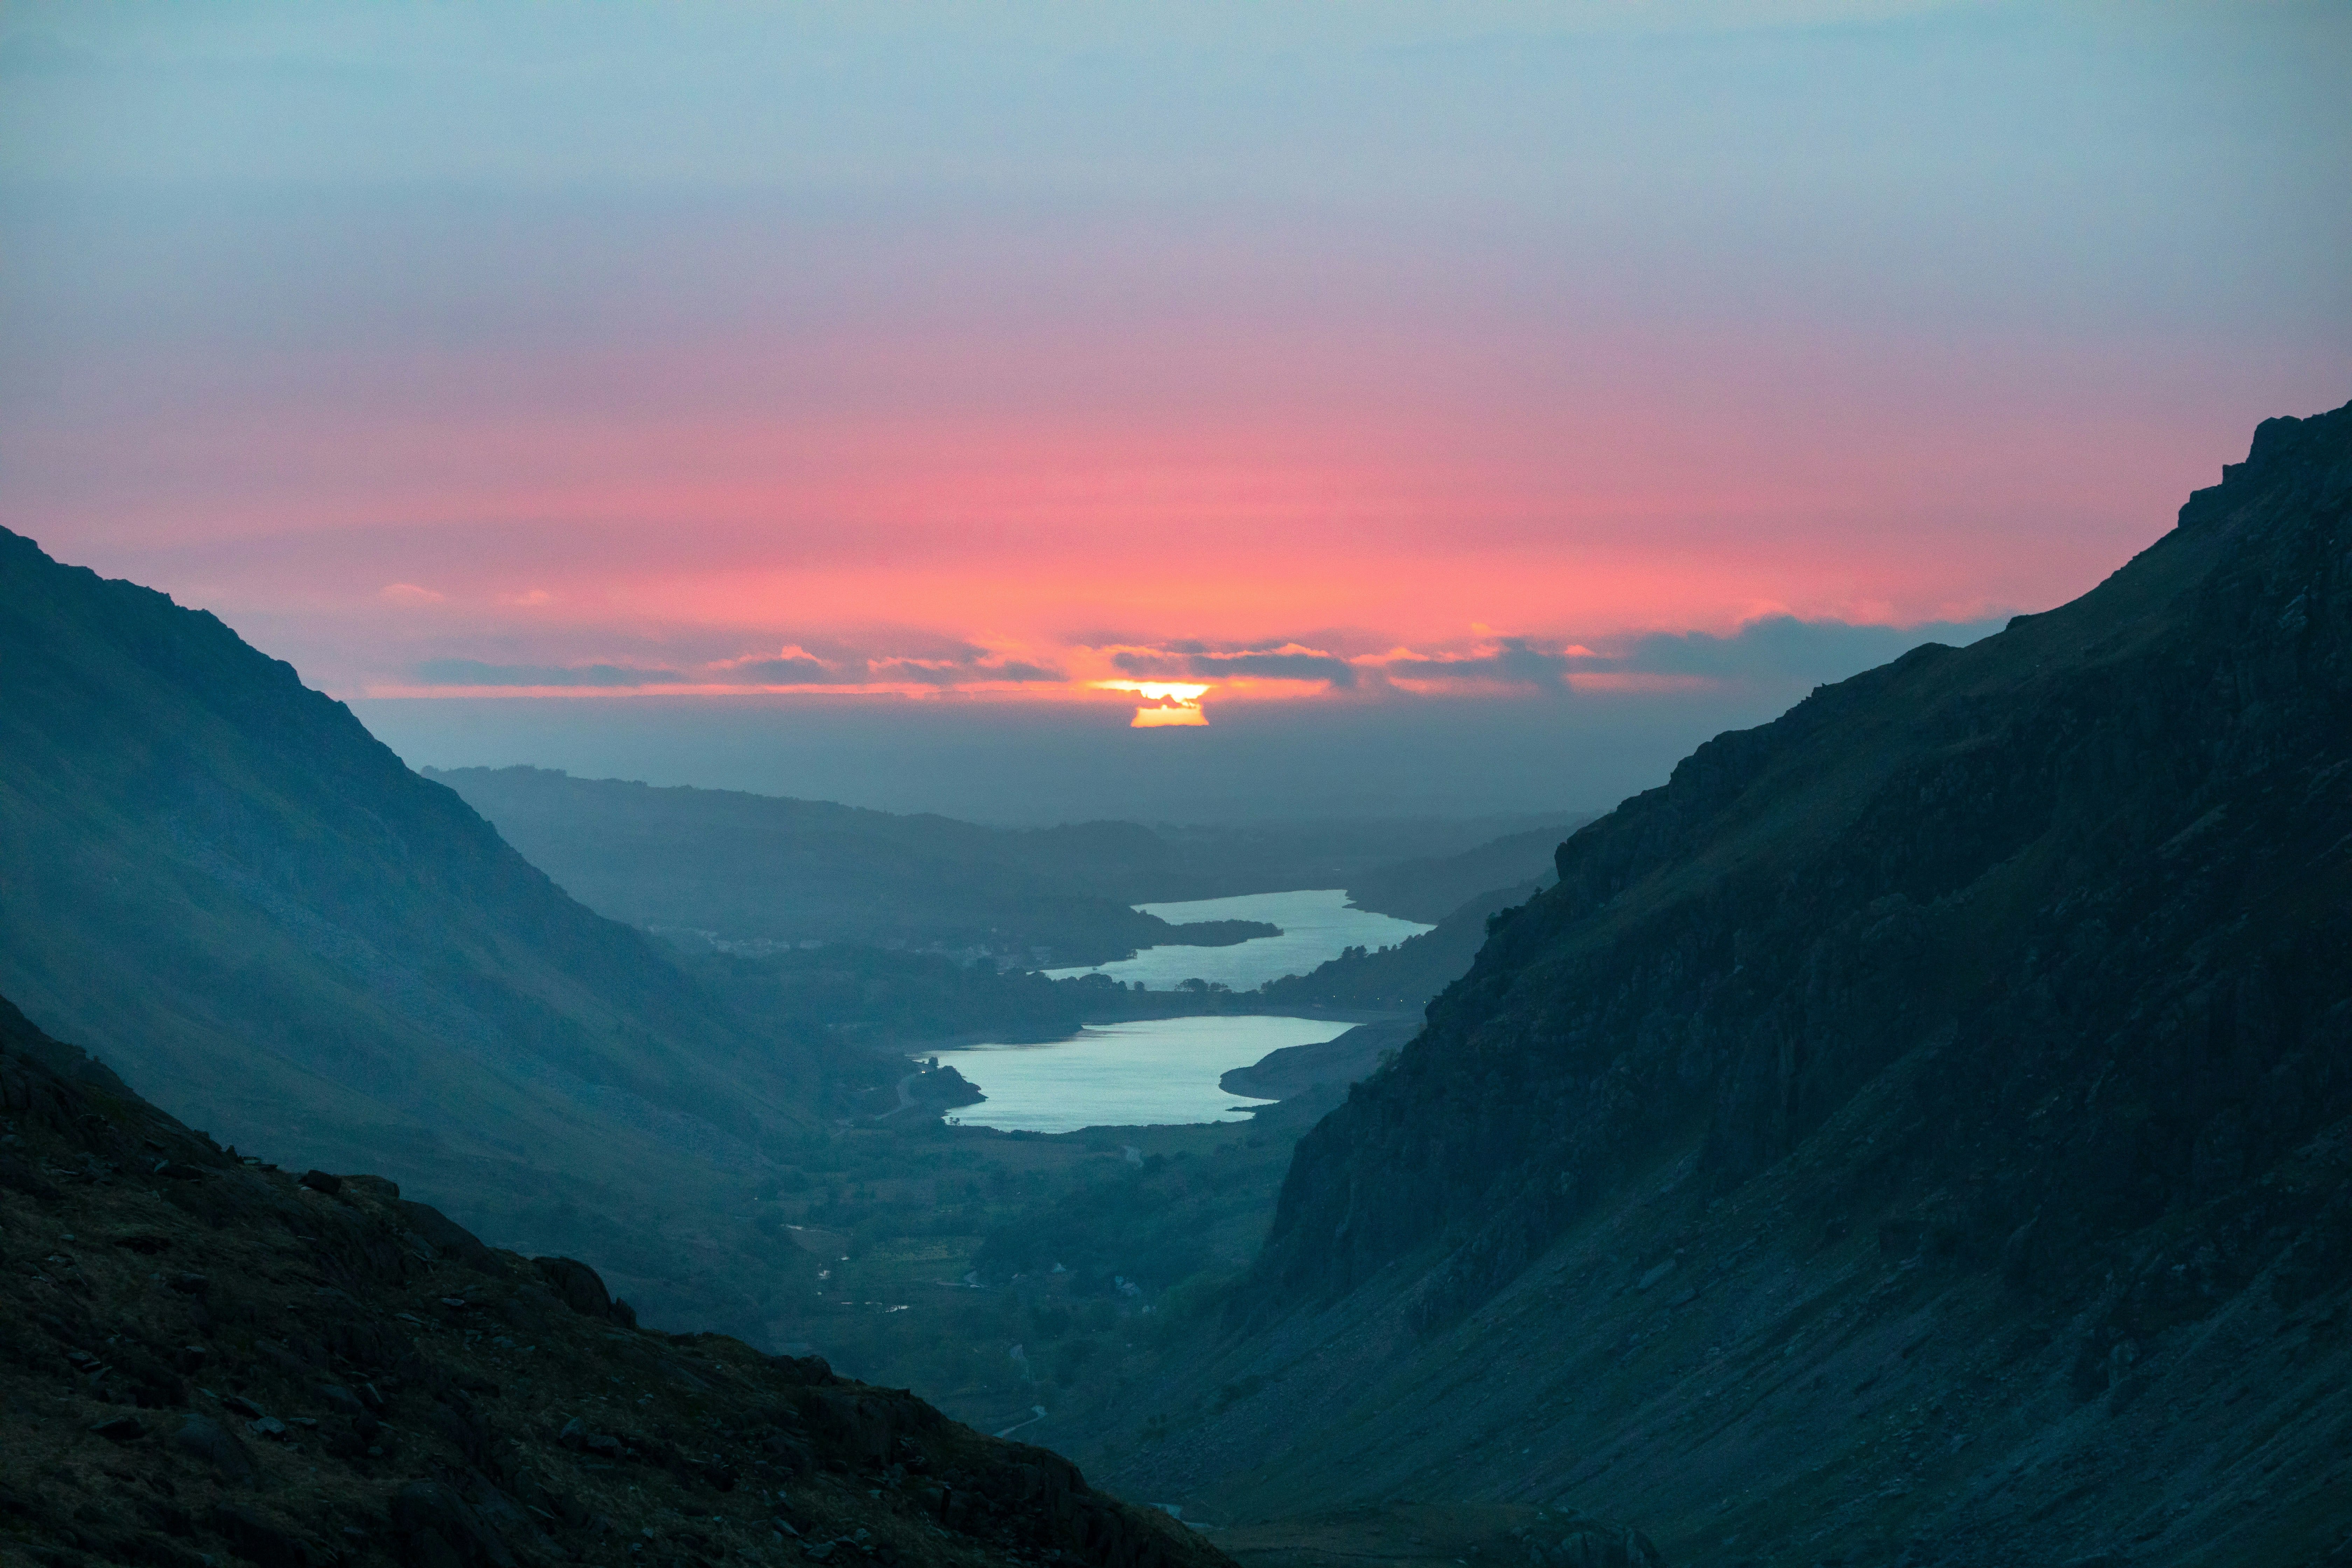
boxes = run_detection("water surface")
[935,1015,1353,1133]
[1044,889,1429,992]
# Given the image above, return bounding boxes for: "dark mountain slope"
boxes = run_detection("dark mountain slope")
[0,528,844,1336]
[1074,404,2352,1566]
[0,995,1227,1568]
[1266,401,2352,1325]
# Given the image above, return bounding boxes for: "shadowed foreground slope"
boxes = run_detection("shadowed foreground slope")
[1086,408,2352,1566]
[0,995,1227,1568]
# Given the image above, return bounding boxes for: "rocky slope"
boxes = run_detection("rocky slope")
[1074,405,2352,1566]
[0,994,1227,1568]
[0,527,856,1338]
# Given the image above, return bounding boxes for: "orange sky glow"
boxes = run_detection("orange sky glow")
[5,7,2344,757]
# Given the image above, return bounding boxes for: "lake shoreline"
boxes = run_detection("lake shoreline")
[892,1000,1414,1056]
[1046,888,1431,992]
[929,1015,1380,1134]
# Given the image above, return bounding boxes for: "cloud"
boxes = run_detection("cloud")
[714,644,1066,688]
[390,616,2000,700]
[1379,637,1574,689]
[411,659,685,688]
[968,660,1064,684]
[1087,617,2005,699]
[1108,650,1191,678]
[718,649,852,684]
[867,655,1065,687]
[378,582,445,605]
[406,642,1068,692]
[1190,649,1359,687]
[1111,643,1358,687]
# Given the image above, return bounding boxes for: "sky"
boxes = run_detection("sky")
[3,2,2347,822]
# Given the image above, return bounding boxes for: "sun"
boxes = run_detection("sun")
[1095,681,1211,727]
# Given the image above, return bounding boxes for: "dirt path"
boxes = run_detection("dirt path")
[872,1070,921,1120]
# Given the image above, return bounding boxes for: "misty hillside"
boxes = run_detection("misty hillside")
[1340,822,1581,923]
[0,527,848,1338]
[1076,404,2352,1565]
[428,768,1239,966]
[431,765,1578,967]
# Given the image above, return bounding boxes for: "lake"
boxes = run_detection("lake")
[933,1015,1355,1133]
[1044,888,1431,992]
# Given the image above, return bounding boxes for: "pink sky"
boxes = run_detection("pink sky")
[4,5,2346,757]
[9,282,2323,716]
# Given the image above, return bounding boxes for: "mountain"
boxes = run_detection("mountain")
[1341,823,1584,924]
[1247,820,1598,1013]
[1257,884,1542,1013]
[1069,403,2352,1566]
[429,766,1577,969]
[0,527,850,1338]
[0,995,1229,1568]
[425,768,1265,967]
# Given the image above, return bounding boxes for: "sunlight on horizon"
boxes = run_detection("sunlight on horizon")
[1099,680,1211,727]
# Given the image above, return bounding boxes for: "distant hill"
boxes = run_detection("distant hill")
[1073,402,2352,1566]
[1250,813,1600,1013]
[427,768,1227,966]
[1342,821,1584,923]
[430,764,1573,967]
[0,527,847,1339]
[1257,883,1540,1012]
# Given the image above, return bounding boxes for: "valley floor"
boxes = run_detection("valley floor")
[751,1018,1418,1436]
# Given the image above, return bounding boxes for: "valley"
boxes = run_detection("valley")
[10,7,2344,1566]
[4,401,2349,1568]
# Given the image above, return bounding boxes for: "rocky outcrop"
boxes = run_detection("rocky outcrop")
[0,997,1231,1568]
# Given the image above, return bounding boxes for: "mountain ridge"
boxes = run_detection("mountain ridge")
[0,526,847,1338]
[1065,401,2352,1567]
[1263,402,2351,1317]
[426,765,1582,970]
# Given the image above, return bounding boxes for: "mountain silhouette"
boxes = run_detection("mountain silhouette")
[1084,402,2352,1566]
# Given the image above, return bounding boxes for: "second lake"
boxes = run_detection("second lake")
[1043,888,1431,992]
